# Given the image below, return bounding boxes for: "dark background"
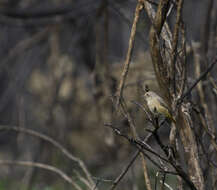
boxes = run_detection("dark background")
[0,0,216,189]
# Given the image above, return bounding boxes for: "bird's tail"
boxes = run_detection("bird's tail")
[168,114,176,123]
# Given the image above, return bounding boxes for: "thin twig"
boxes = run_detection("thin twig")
[0,125,95,188]
[141,149,171,173]
[108,125,197,190]
[92,176,113,190]
[105,123,154,190]
[120,99,152,190]
[106,125,171,170]
[154,172,158,190]
[160,173,166,190]
[178,54,217,104]
[92,176,113,183]
[109,151,140,190]
[109,2,146,45]
[131,100,152,122]
[193,109,217,152]
[156,172,174,190]
[74,170,92,190]
[0,160,82,190]
[116,0,143,109]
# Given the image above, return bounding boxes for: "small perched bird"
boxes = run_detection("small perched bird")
[143,91,176,123]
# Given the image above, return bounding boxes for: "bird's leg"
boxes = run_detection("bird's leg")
[164,145,176,161]
[153,107,160,128]
[153,129,167,153]
[159,117,167,127]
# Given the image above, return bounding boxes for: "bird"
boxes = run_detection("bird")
[143,91,176,123]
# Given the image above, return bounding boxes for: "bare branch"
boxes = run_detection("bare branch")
[148,0,172,99]
[0,160,82,190]
[171,0,184,94]
[200,0,214,54]
[116,0,143,109]
[109,151,140,190]
[0,125,95,188]
[156,172,172,190]
[178,54,217,104]
[109,1,147,45]
[74,170,92,190]
[108,125,197,190]
[119,99,152,190]
[177,21,187,99]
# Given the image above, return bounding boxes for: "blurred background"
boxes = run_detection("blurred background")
[0,0,216,189]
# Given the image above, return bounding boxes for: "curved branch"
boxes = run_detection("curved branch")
[149,0,171,99]
[0,160,82,190]
[0,125,95,188]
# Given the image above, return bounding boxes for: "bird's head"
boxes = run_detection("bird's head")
[143,91,151,100]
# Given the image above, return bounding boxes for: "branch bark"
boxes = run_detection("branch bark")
[116,0,143,108]
[147,0,206,189]
[148,0,171,100]
[177,105,205,190]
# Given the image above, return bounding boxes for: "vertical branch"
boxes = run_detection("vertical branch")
[196,0,216,143]
[141,157,152,190]
[171,0,184,94]
[177,106,205,190]
[170,8,186,187]
[193,48,216,188]
[194,51,214,134]
[200,0,214,55]
[148,0,206,189]
[149,0,171,100]
[116,0,143,108]
[143,0,173,50]
[177,21,187,98]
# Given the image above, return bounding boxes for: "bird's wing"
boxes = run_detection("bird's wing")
[155,95,169,110]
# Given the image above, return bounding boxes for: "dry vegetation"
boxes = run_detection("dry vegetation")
[0,0,216,190]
